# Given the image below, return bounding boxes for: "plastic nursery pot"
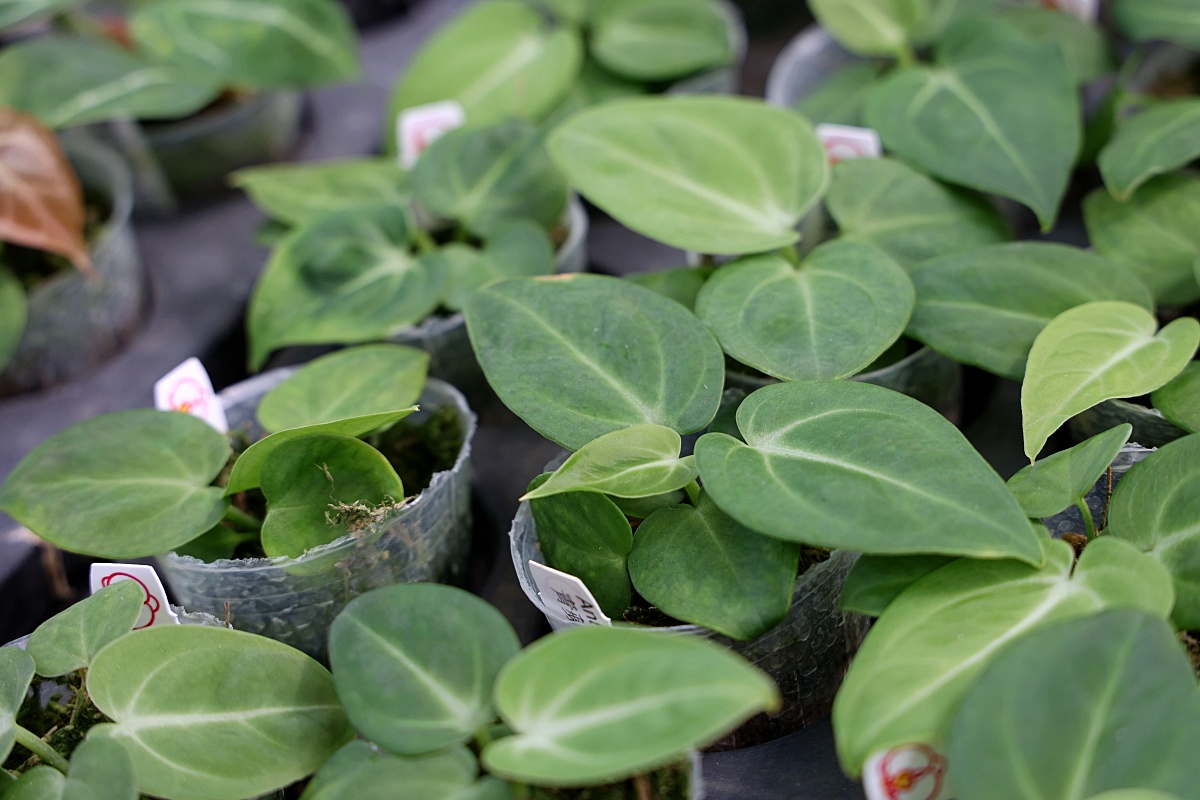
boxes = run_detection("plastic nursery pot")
[1041,443,1153,538]
[0,136,144,397]
[665,0,748,96]
[156,369,477,664]
[1067,400,1187,450]
[390,195,589,394]
[509,486,867,751]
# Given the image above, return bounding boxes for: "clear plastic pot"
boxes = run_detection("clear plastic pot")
[157,370,477,663]
[765,25,867,110]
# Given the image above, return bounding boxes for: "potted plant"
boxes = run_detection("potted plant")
[0,344,476,661]
[0,0,360,213]
[0,109,143,396]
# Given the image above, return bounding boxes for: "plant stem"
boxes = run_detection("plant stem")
[1076,498,1098,540]
[634,773,654,800]
[683,480,701,506]
[12,726,69,774]
[411,226,438,255]
[779,244,801,267]
[223,505,262,532]
[895,44,917,68]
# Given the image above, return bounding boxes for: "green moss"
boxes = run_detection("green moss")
[3,671,109,775]
[374,403,465,495]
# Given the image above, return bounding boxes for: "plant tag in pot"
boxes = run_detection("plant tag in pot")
[816,124,882,164]
[154,357,228,433]
[89,563,179,629]
[1043,0,1098,22]
[529,561,612,628]
[397,100,466,169]
[863,743,951,800]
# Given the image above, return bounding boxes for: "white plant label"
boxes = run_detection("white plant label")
[397,99,466,169]
[154,357,227,433]
[89,563,180,629]
[529,561,612,627]
[816,124,883,164]
[863,743,951,800]
[1041,0,1098,22]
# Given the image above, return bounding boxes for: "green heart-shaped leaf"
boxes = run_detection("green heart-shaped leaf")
[695,380,1043,563]
[696,244,914,381]
[60,730,138,800]
[328,584,520,755]
[826,157,1010,270]
[1112,0,1200,55]
[442,221,555,313]
[838,554,954,617]
[908,243,1154,380]
[1109,434,1200,629]
[865,17,1079,230]
[482,626,780,786]
[0,410,230,559]
[26,580,145,677]
[257,345,429,434]
[465,275,725,450]
[993,6,1111,86]
[0,266,26,374]
[628,492,799,640]
[300,740,477,800]
[88,626,353,800]
[589,0,732,82]
[232,158,409,227]
[832,537,1174,775]
[948,611,1200,800]
[1100,99,1200,201]
[259,434,405,558]
[1021,301,1200,460]
[546,95,828,254]
[1152,362,1200,434]
[0,646,35,764]
[1007,424,1133,519]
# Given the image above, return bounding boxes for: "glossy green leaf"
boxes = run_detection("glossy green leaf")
[465,275,725,450]
[328,583,520,755]
[1109,434,1200,629]
[256,345,429,433]
[838,554,954,616]
[388,0,581,134]
[794,63,879,127]
[1152,361,1200,433]
[0,409,230,558]
[1021,302,1200,460]
[624,267,710,310]
[589,0,731,82]
[826,158,1009,270]
[696,245,914,381]
[1084,174,1200,306]
[232,158,409,227]
[88,625,353,800]
[442,221,555,313]
[832,537,1174,775]
[948,611,1200,800]
[483,626,780,786]
[865,18,1079,230]
[0,0,82,31]
[523,424,696,501]
[259,434,405,558]
[1007,425,1132,519]
[300,740,477,800]
[695,380,1042,562]
[59,730,138,800]
[5,768,63,800]
[994,6,1111,86]
[247,205,448,370]
[0,36,220,128]
[0,647,34,764]
[808,0,926,58]
[529,473,633,618]
[0,266,26,374]
[413,120,567,238]
[1100,99,1200,201]
[547,95,828,254]
[130,0,360,90]
[224,407,416,494]
[628,492,799,640]
[908,243,1154,380]
[1112,0,1200,53]
[26,580,144,677]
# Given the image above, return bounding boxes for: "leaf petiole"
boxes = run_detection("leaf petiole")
[12,725,69,774]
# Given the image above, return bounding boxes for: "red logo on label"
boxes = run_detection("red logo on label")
[880,745,946,800]
[168,377,208,416]
[101,572,160,629]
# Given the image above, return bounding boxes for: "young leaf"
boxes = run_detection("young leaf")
[838,554,954,617]
[256,344,429,434]
[522,424,697,501]
[0,646,35,764]
[546,95,828,254]
[948,611,1200,800]
[0,266,27,372]
[1006,424,1133,519]
[88,626,353,800]
[865,17,1080,230]
[1099,99,1200,201]
[993,6,1111,87]
[26,580,145,677]
[441,221,555,313]
[232,158,410,227]
[832,537,1174,775]
[826,157,1009,270]
[589,0,732,82]
[328,584,520,755]
[695,245,915,381]
[627,492,799,640]
[808,0,927,58]
[482,626,780,786]
[1112,0,1200,55]
[465,275,725,450]
[907,243,1154,380]
[1108,434,1200,630]
[300,740,477,800]
[1021,302,1199,461]
[0,109,90,271]
[0,409,231,559]
[1152,361,1200,434]
[130,0,360,90]
[529,474,633,618]
[61,730,139,800]
[695,380,1043,564]
[259,433,406,558]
